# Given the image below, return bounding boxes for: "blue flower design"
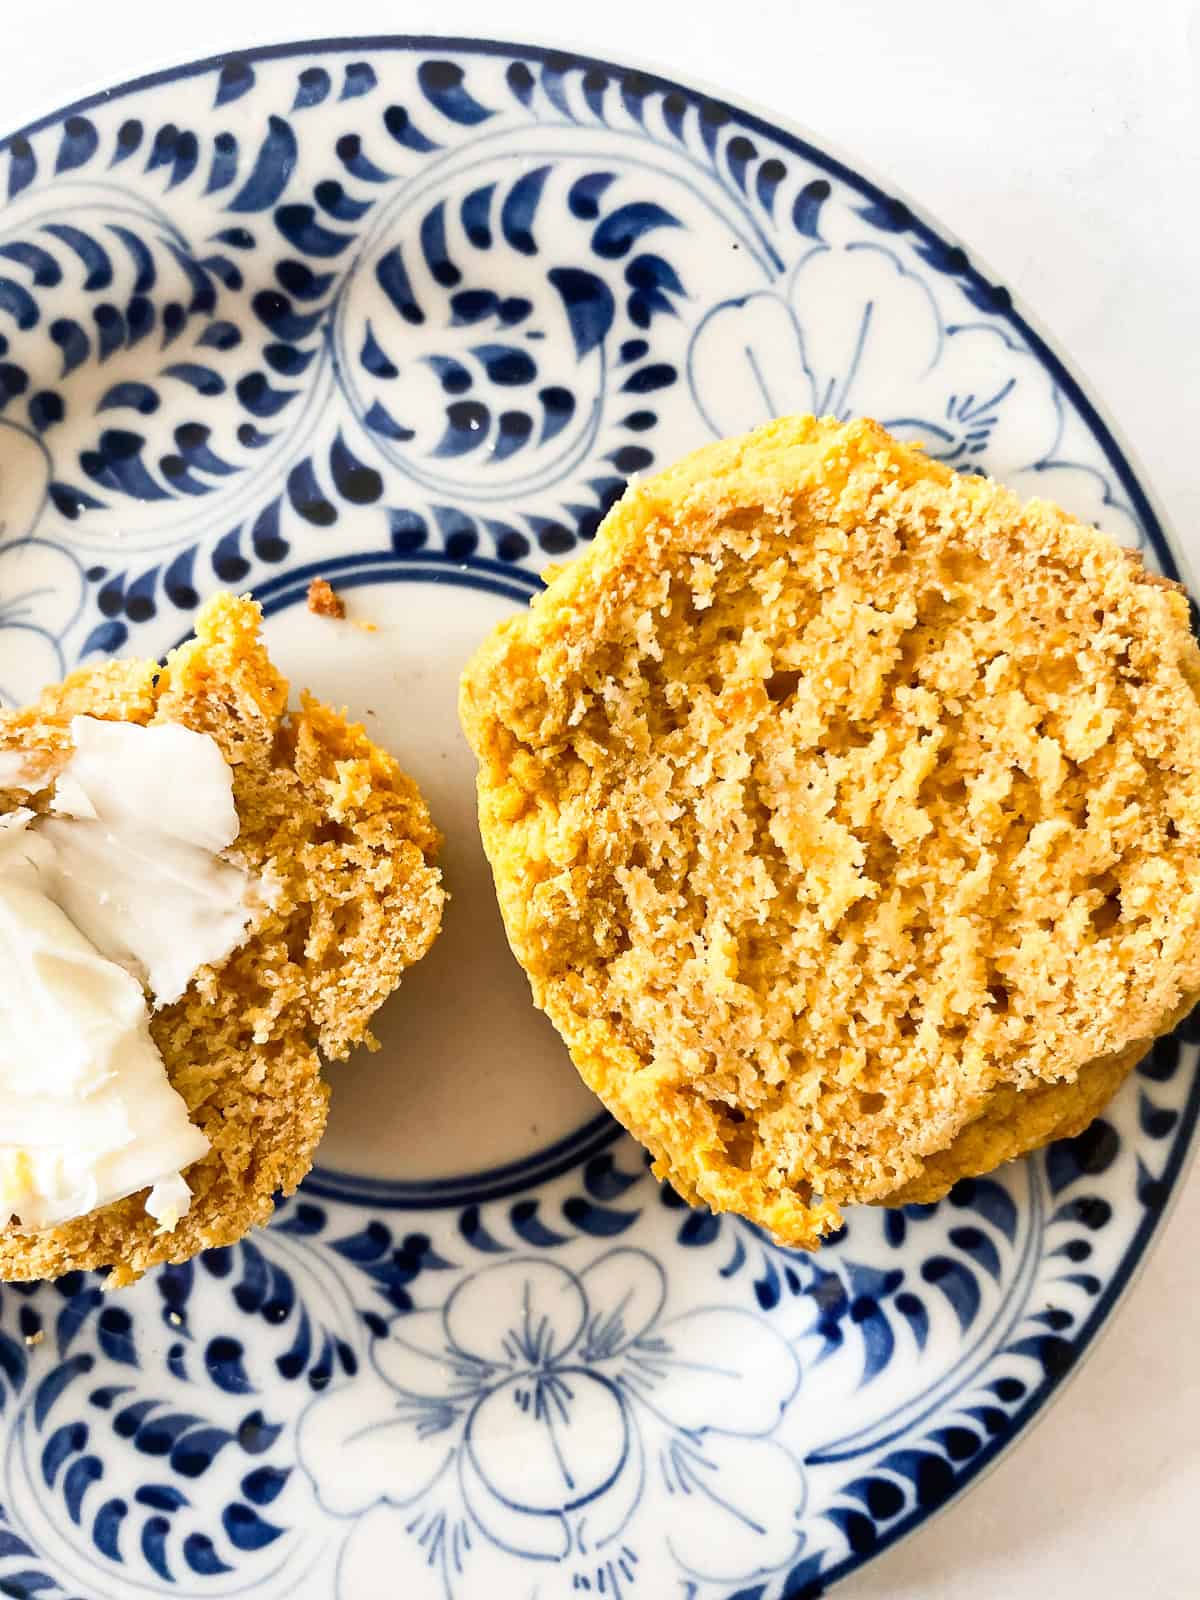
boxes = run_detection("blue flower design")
[685,217,1144,548]
[299,1248,806,1598]
[689,245,1060,468]
[0,422,87,707]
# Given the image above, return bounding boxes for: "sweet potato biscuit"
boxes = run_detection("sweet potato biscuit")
[0,593,444,1282]
[461,416,1200,1247]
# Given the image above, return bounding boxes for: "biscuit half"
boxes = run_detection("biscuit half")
[461,416,1200,1247]
[0,594,444,1282]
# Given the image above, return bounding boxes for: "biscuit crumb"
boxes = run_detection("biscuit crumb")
[24,1329,43,1347]
[307,577,346,619]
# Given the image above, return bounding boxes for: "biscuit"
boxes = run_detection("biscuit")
[0,593,444,1282]
[461,416,1200,1247]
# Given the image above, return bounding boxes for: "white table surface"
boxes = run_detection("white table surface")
[4,2,1198,1594]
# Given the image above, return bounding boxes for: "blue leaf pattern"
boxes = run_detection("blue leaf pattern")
[226,116,297,212]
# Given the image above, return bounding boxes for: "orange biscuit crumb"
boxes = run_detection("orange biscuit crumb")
[307,576,346,619]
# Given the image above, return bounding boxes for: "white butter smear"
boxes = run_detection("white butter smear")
[0,752,34,790]
[39,718,252,1006]
[0,718,257,1234]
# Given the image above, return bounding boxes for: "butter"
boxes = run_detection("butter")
[0,751,34,790]
[38,718,253,1005]
[0,719,257,1234]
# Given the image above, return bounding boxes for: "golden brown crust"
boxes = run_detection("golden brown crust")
[0,593,444,1283]
[461,415,1200,1247]
[886,1043,1141,1205]
[890,982,1200,1203]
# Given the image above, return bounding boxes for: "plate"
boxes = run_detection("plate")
[0,36,1194,1600]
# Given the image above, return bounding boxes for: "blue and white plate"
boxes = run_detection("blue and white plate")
[0,36,1194,1600]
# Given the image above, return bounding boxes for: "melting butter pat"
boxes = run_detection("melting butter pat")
[0,718,258,1233]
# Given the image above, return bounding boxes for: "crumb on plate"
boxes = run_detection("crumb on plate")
[307,577,346,619]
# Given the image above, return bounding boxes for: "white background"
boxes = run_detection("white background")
[4,2,1199,1594]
